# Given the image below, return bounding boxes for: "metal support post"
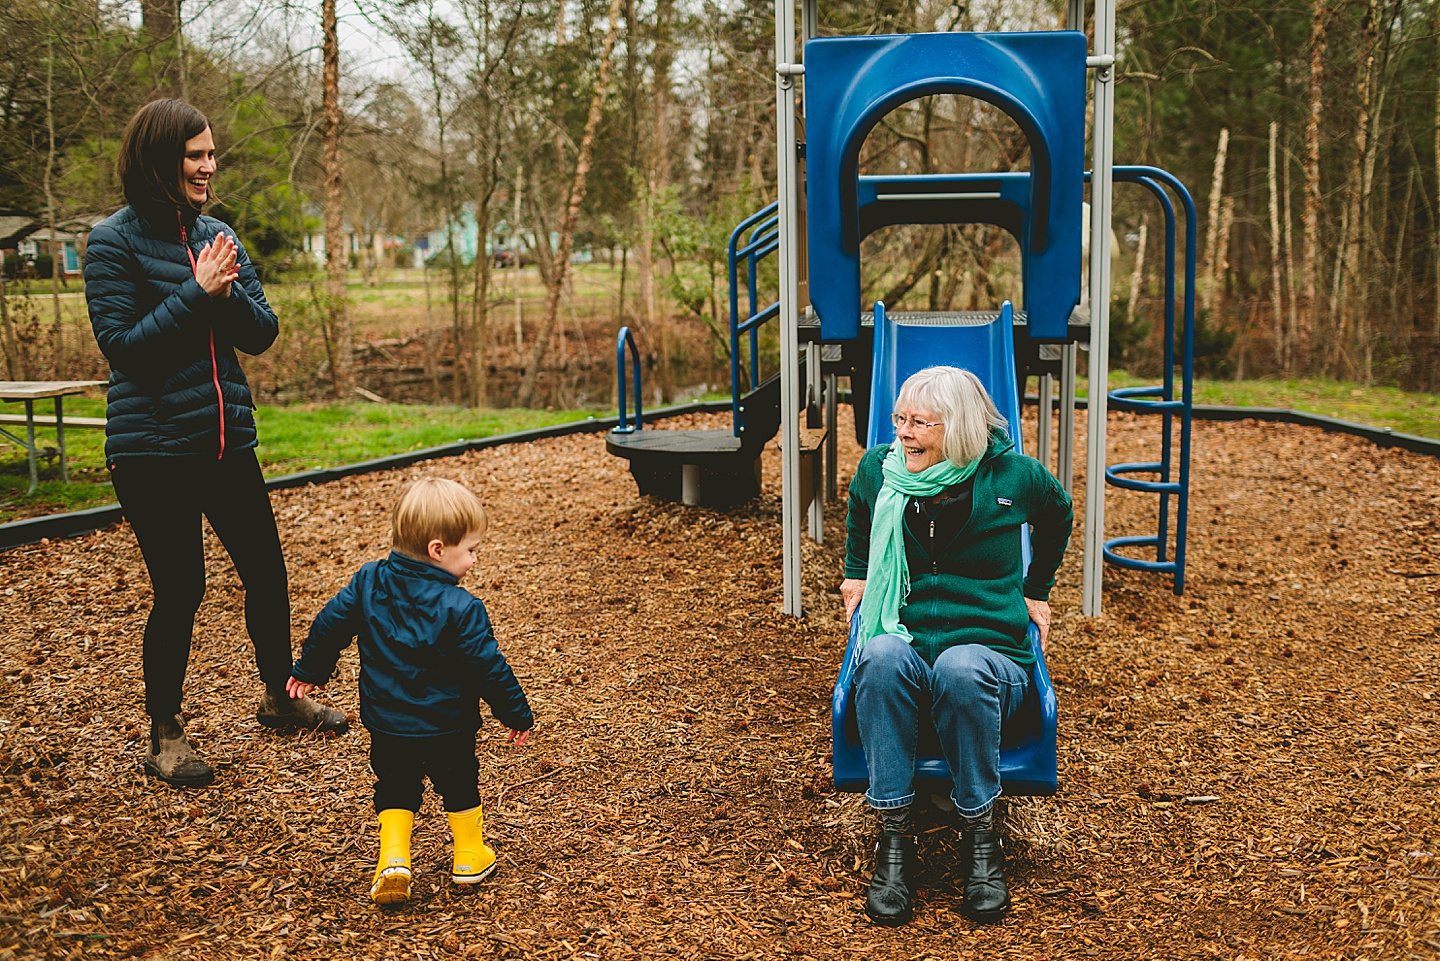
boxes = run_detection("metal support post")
[806,341,823,544]
[53,396,68,483]
[776,0,803,616]
[1037,372,1053,473]
[23,399,37,494]
[825,372,838,502]
[1059,343,1077,496]
[1082,0,1117,616]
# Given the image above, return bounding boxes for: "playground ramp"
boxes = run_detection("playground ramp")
[830,303,1059,797]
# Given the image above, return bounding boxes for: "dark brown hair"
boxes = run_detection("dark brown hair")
[117,99,210,211]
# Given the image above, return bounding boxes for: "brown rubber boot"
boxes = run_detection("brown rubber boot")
[256,689,350,734]
[142,714,215,788]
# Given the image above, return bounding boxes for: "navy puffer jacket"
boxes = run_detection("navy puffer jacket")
[292,551,535,738]
[84,205,278,462]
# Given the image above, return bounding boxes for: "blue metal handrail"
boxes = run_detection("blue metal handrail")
[612,326,643,434]
[728,202,780,436]
[1096,165,1196,594]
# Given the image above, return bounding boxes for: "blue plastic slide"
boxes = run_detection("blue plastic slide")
[830,302,1059,796]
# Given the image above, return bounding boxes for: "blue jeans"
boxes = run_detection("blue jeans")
[853,634,1031,817]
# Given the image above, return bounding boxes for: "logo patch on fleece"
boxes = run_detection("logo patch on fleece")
[996,497,1013,506]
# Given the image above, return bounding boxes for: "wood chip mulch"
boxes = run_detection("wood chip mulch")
[1,406,1438,960]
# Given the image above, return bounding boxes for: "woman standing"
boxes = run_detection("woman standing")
[840,366,1072,925]
[85,99,347,789]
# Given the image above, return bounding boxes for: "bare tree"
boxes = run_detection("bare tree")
[43,15,62,371]
[1268,121,1286,370]
[0,272,17,379]
[322,0,352,397]
[1201,127,1228,316]
[635,0,675,400]
[516,0,624,408]
[1299,0,1327,366]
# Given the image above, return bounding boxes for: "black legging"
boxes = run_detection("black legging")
[109,448,291,719]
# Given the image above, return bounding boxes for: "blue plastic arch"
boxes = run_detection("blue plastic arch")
[804,32,1086,341]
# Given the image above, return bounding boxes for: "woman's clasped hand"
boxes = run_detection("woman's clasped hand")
[193,233,239,298]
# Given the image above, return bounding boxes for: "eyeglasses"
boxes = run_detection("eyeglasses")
[892,412,943,431]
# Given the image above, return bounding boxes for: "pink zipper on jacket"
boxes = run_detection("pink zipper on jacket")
[179,215,226,460]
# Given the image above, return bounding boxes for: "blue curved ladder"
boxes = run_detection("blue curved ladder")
[1100,166,1196,595]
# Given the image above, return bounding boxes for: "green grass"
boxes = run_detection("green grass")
[1097,372,1440,441]
[6,372,1440,527]
[0,399,605,526]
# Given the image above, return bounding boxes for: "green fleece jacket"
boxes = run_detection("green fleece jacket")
[844,431,1073,667]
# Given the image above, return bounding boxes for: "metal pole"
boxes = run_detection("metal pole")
[807,340,823,543]
[1059,343,1076,495]
[1082,0,1117,617]
[53,396,67,483]
[825,371,838,502]
[23,398,36,494]
[1037,371,1052,473]
[776,0,803,616]
[1059,0,1082,501]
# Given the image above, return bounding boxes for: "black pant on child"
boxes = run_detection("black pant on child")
[370,730,482,813]
[109,448,292,719]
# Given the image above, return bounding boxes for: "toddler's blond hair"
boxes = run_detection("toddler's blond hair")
[391,477,487,558]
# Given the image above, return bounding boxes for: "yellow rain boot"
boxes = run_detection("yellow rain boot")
[447,805,497,884]
[370,809,414,904]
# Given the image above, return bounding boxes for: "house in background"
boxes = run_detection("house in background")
[303,224,361,266]
[0,214,103,280]
[0,214,37,271]
[420,210,480,267]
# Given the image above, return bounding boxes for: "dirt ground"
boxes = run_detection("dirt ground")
[1,405,1438,960]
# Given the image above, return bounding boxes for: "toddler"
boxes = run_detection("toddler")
[287,477,534,904]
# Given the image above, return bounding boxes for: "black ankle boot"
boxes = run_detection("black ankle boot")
[864,833,917,926]
[960,827,1010,923]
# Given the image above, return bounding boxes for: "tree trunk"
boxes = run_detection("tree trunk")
[514,166,524,351]
[637,0,675,402]
[1336,0,1380,382]
[1300,0,1327,367]
[141,0,176,35]
[1268,121,1286,371]
[0,271,17,379]
[1282,139,1299,370]
[472,199,492,408]
[1218,197,1236,374]
[1201,127,1229,316]
[321,0,352,397]
[44,26,62,372]
[1128,215,1147,350]
[517,0,625,408]
[469,0,498,409]
[1435,1,1440,336]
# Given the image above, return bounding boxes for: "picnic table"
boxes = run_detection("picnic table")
[0,381,106,493]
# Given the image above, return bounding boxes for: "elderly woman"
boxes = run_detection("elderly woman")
[86,99,348,789]
[840,365,1072,926]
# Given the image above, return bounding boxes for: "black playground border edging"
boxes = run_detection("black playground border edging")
[0,399,732,553]
[4,398,1438,552]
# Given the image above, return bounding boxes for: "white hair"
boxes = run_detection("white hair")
[893,366,1008,466]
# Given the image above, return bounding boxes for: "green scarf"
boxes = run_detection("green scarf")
[858,443,980,646]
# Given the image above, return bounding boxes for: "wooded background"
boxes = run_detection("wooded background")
[1,0,1437,406]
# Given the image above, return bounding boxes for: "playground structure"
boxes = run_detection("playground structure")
[608,0,1196,617]
[607,4,1199,793]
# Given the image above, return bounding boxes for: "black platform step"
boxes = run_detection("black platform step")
[605,357,805,508]
[605,428,741,465]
